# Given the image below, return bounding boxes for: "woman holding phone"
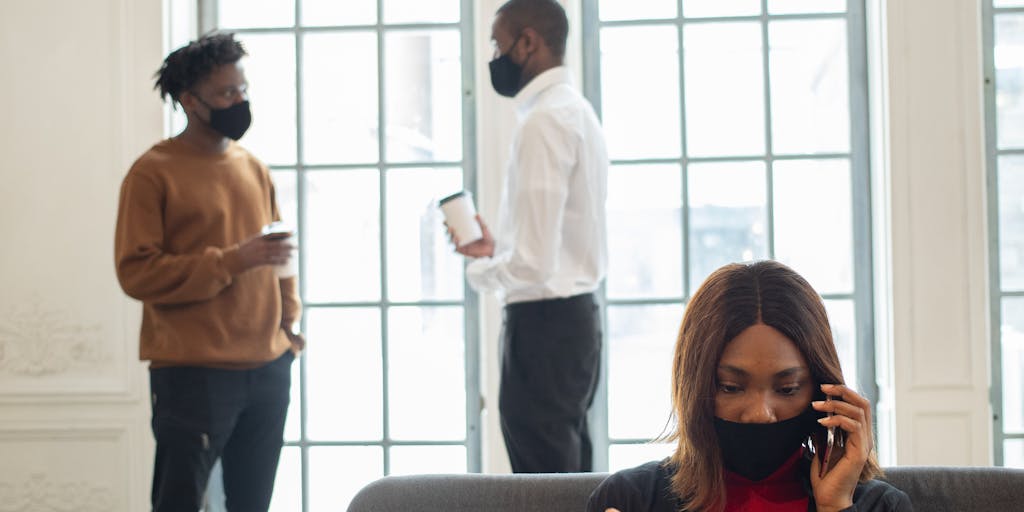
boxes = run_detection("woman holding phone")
[587,261,913,512]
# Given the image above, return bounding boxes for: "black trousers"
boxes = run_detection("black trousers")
[149,350,293,512]
[498,292,602,473]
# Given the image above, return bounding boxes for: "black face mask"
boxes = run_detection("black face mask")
[713,408,818,481]
[489,35,526,98]
[193,94,252,140]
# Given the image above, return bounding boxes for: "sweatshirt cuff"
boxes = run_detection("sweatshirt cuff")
[220,245,246,276]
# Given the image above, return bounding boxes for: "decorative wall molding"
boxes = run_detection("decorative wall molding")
[912,411,974,465]
[0,302,108,377]
[0,473,115,512]
[0,1,161,510]
[0,422,144,512]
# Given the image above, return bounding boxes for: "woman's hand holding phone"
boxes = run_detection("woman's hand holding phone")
[809,384,872,512]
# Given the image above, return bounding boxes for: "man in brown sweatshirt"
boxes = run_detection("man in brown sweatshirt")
[114,33,303,512]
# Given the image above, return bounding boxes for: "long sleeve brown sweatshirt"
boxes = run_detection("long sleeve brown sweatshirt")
[115,138,301,368]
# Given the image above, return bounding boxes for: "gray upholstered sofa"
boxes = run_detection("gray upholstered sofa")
[348,466,1024,511]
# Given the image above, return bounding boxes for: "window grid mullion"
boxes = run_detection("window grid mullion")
[459,0,483,473]
[287,439,470,448]
[984,0,1006,467]
[607,153,853,168]
[596,11,847,28]
[270,161,465,171]
[375,0,391,477]
[993,5,1024,14]
[678,16,692,301]
[292,1,312,509]
[221,21,462,34]
[761,0,777,260]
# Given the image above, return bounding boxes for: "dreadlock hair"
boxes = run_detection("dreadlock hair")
[154,32,247,108]
[496,0,569,59]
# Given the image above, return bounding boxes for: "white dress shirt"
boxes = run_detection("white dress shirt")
[467,66,608,304]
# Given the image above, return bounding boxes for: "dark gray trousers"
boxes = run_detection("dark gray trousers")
[149,350,293,511]
[499,292,602,473]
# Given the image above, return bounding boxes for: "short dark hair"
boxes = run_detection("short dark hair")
[154,32,247,106]
[496,0,569,59]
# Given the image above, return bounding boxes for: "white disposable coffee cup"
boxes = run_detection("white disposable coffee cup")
[275,246,299,278]
[439,191,483,246]
[261,222,298,278]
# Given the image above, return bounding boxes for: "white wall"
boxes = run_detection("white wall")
[0,0,163,509]
[474,0,514,474]
[0,0,996,508]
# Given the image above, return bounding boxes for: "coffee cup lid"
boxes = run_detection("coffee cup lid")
[439,190,471,206]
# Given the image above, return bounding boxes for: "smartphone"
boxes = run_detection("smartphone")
[261,222,293,241]
[812,392,846,478]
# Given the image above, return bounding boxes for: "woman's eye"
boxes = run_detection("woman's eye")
[718,384,741,394]
[778,385,801,396]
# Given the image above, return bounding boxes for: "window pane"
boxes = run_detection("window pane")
[599,0,676,21]
[385,30,463,163]
[684,23,765,157]
[772,159,853,294]
[995,0,1024,8]
[304,170,381,302]
[269,447,301,512]
[609,442,674,472]
[824,299,857,393]
[386,168,465,301]
[995,15,1024,150]
[769,19,850,155]
[606,164,683,300]
[308,446,383,512]
[607,304,682,440]
[271,169,298,228]
[306,308,383,441]
[1001,298,1024,433]
[219,0,294,29]
[1006,439,1024,468]
[768,0,846,15]
[601,26,682,160]
[284,360,301,441]
[388,306,466,440]
[390,445,467,475]
[999,156,1024,291]
[688,161,768,288]
[271,171,299,307]
[303,32,378,165]
[683,0,760,18]
[237,34,297,166]
[383,0,459,24]
[302,0,375,26]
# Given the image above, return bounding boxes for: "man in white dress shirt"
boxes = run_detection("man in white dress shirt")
[452,0,609,473]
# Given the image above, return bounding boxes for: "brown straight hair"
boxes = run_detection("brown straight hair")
[665,260,882,511]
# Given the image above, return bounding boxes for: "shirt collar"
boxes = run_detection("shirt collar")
[514,66,571,115]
